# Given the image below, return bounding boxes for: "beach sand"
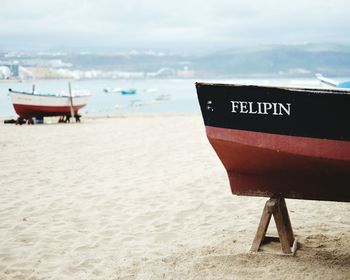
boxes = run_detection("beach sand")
[0,114,349,280]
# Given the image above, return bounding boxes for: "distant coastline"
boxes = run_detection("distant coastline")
[1,44,350,81]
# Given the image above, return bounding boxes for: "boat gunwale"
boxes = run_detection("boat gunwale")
[8,89,91,99]
[195,82,350,95]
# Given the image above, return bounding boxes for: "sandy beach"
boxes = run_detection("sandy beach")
[0,114,349,280]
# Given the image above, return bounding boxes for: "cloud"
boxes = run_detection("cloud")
[0,0,349,52]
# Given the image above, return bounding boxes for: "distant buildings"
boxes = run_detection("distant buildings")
[0,64,195,80]
[0,51,197,80]
[177,66,195,78]
[0,66,11,79]
[0,62,19,79]
[146,67,194,78]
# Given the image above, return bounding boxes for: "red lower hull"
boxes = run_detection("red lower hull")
[13,104,85,118]
[207,126,350,202]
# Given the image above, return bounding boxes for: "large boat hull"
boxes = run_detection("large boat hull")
[9,90,90,118]
[196,83,350,202]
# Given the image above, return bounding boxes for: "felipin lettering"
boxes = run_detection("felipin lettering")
[231,101,291,116]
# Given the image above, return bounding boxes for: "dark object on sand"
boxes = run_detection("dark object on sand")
[15,117,34,125]
[4,119,16,124]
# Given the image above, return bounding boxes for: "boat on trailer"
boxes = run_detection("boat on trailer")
[9,88,90,119]
[196,82,350,254]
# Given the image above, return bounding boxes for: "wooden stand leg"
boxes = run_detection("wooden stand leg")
[250,197,297,255]
[250,198,275,252]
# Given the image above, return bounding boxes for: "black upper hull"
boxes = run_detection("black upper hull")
[196,83,350,142]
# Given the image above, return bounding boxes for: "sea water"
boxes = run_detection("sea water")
[0,78,322,117]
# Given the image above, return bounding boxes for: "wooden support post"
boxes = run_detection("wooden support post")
[250,197,297,255]
[68,82,75,123]
[250,198,275,252]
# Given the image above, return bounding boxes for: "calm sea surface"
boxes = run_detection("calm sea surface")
[0,78,321,117]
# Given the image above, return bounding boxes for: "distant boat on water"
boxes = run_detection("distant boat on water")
[9,87,90,118]
[128,99,144,107]
[316,73,350,88]
[153,94,171,101]
[117,88,137,95]
[103,87,137,95]
[144,88,158,93]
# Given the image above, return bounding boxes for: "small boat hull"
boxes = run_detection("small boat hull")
[9,90,90,118]
[196,83,350,202]
[13,103,86,118]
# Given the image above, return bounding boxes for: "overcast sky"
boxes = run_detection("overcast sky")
[1,0,349,53]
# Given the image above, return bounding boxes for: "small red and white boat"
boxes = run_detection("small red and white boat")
[9,88,90,118]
